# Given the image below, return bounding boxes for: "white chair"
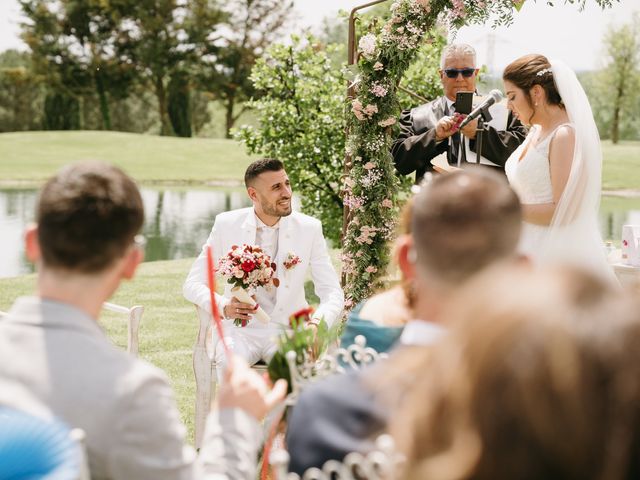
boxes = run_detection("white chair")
[102,302,144,356]
[2,303,143,356]
[192,305,268,449]
[270,434,403,480]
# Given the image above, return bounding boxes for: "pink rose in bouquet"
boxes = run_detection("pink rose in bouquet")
[218,244,279,326]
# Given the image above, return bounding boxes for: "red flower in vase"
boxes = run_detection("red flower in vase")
[289,307,315,327]
[241,260,256,272]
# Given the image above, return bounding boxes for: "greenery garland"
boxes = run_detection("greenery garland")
[341,0,616,308]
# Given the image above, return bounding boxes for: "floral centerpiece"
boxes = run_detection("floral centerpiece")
[267,307,340,394]
[218,244,279,326]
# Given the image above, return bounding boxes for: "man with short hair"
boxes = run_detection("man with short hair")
[392,43,527,182]
[286,167,523,474]
[183,158,344,370]
[0,162,287,480]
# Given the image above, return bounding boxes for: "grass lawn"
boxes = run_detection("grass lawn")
[0,131,255,184]
[0,131,639,190]
[0,252,341,444]
[602,140,640,191]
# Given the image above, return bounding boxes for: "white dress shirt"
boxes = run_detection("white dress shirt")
[254,214,279,317]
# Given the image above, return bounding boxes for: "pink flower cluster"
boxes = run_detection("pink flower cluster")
[378,117,397,127]
[218,244,277,291]
[450,0,466,19]
[370,82,388,98]
[356,225,378,245]
[343,194,365,211]
[351,99,378,121]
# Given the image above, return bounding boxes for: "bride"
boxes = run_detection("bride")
[502,54,615,282]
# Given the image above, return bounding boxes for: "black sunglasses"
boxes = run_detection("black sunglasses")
[444,68,476,79]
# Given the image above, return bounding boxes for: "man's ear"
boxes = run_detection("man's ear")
[121,247,143,280]
[397,234,416,281]
[247,185,258,203]
[25,224,41,263]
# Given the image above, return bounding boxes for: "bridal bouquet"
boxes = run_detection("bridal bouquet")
[218,244,279,326]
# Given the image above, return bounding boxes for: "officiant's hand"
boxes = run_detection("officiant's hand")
[224,296,258,322]
[460,116,477,139]
[218,355,287,420]
[435,114,462,141]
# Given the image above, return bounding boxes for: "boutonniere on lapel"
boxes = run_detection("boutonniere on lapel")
[283,252,301,271]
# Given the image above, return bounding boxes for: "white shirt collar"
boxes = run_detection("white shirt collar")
[254,212,280,230]
[399,319,446,347]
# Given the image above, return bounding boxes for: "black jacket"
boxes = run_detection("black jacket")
[391,96,528,183]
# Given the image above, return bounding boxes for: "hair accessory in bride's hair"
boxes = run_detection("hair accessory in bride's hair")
[536,68,552,77]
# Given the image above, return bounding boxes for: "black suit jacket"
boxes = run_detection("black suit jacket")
[391,96,528,183]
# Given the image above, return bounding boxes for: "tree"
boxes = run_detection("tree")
[235,35,346,243]
[168,70,192,137]
[593,13,640,143]
[19,0,136,130]
[194,0,293,138]
[234,32,446,245]
[0,50,44,132]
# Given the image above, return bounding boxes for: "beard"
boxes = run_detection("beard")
[262,198,292,218]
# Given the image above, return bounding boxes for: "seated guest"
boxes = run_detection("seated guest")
[183,159,344,374]
[392,266,640,480]
[0,162,287,480]
[339,198,416,353]
[286,167,523,474]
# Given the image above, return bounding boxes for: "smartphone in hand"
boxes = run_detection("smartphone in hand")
[454,91,474,115]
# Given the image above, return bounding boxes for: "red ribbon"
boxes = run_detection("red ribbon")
[206,245,230,357]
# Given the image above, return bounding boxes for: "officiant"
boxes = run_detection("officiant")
[392,43,527,183]
[183,158,344,372]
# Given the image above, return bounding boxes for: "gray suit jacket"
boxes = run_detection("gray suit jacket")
[0,297,261,480]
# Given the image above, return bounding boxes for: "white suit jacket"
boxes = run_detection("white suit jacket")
[183,208,344,328]
[0,297,262,480]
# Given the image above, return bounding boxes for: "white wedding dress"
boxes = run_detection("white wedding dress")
[505,124,565,258]
[503,59,617,284]
[505,123,615,283]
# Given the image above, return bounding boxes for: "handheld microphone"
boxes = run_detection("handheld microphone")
[458,89,504,129]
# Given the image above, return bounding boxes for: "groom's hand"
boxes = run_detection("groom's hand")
[224,296,258,322]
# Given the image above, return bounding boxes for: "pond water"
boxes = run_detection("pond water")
[1,187,639,279]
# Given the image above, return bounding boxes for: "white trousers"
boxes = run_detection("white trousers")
[214,327,281,382]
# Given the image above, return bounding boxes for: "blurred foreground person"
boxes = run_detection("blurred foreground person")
[393,266,640,480]
[287,167,523,473]
[0,162,286,480]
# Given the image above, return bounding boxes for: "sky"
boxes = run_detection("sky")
[1,0,638,72]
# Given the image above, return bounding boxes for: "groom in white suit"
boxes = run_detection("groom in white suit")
[183,158,344,368]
